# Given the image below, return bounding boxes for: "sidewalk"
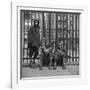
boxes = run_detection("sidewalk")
[22,65,79,78]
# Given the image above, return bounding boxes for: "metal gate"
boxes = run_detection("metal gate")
[20,10,80,65]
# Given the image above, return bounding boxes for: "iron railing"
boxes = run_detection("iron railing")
[20,10,80,65]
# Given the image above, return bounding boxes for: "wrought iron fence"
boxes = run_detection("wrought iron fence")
[20,10,80,65]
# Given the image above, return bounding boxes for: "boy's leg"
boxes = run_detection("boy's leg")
[29,48,33,67]
[49,55,53,69]
[62,56,66,69]
[33,47,38,58]
[53,56,57,70]
[28,45,36,67]
[39,53,43,70]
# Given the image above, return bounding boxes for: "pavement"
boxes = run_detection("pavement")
[22,65,79,78]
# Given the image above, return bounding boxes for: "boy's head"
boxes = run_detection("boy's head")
[34,20,39,27]
[46,42,50,48]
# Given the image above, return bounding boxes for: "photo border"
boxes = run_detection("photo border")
[11,1,88,88]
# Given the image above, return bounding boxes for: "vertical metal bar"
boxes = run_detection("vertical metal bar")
[68,14,70,64]
[29,12,32,28]
[78,14,80,63]
[23,12,25,63]
[69,14,71,63]
[28,12,31,64]
[76,14,78,62]
[51,13,53,42]
[54,13,56,48]
[66,13,68,64]
[25,12,28,63]
[41,12,43,40]
[70,14,72,64]
[49,13,51,43]
[55,13,58,49]
[67,14,70,64]
[38,11,39,18]
[34,11,36,19]
[75,14,77,63]
[38,12,41,40]
[27,12,29,63]
[31,12,35,26]
[62,13,64,51]
[73,14,76,63]
[20,11,22,79]
[31,12,32,26]
[42,12,45,38]
[72,14,74,64]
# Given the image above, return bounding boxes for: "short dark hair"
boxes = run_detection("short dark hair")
[34,20,39,24]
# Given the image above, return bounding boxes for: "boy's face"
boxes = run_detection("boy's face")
[34,20,39,27]
[46,42,49,46]
[42,43,45,46]
[35,21,38,25]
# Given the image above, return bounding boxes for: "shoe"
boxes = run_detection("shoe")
[53,67,56,70]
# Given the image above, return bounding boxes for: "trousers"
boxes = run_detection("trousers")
[28,44,39,59]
